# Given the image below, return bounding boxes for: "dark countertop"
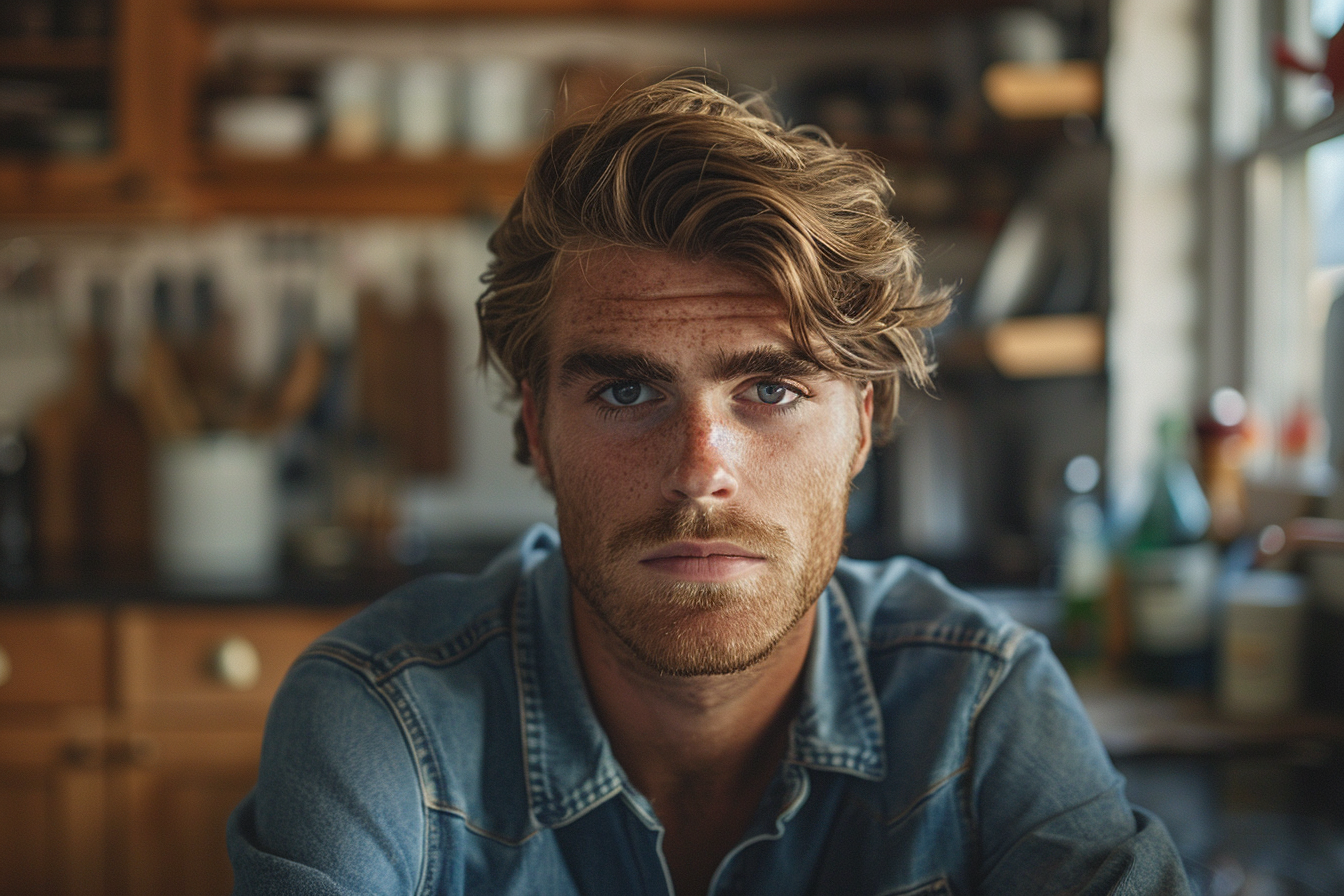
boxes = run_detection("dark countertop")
[0,537,512,607]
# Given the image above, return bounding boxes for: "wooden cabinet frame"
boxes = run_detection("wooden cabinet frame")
[0,602,356,896]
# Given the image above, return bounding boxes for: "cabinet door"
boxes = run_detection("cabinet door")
[0,720,107,896]
[107,727,262,896]
[107,604,359,896]
[0,0,199,222]
[0,607,110,895]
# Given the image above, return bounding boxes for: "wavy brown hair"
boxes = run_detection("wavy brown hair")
[478,76,950,464]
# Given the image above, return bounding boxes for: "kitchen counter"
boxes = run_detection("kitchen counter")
[0,536,515,607]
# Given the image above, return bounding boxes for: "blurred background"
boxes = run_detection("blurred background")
[0,0,1341,892]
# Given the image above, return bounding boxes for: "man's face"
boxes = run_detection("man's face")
[523,247,872,677]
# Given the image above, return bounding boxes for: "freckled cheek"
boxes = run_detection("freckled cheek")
[549,426,661,502]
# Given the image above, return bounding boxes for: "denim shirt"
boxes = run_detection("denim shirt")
[228,525,1191,896]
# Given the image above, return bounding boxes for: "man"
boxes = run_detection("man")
[228,78,1192,895]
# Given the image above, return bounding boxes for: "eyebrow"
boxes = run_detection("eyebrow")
[711,346,825,382]
[557,351,678,386]
[556,345,825,387]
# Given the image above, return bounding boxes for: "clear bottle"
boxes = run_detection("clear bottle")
[1056,455,1109,674]
[1124,414,1217,688]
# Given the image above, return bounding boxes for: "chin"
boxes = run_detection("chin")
[588,580,815,678]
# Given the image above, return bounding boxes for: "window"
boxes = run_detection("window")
[1210,0,1343,484]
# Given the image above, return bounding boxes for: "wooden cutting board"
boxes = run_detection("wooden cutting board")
[29,337,98,574]
[355,273,455,477]
[396,283,453,476]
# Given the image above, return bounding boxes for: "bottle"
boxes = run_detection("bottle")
[1123,414,1218,689]
[1195,387,1249,543]
[1056,455,1109,674]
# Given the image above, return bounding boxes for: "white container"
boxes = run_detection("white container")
[321,57,385,158]
[1218,570,1305,718]
[463,57,543,156]
[155,434,280,593]
[212,96,316,157]
[392,58,457,158]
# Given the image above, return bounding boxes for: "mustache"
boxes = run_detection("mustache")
[610,504,792,556]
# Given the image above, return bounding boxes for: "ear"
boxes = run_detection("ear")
[850,384,874,480]
[521,381,552,487]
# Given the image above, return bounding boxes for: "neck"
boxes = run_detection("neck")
[572,594,814,777]
[571,595,815,896]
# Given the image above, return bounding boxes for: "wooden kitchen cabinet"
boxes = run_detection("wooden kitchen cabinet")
[0,601,357,896]
[0,0,202,223]
[3,0,1036,222]
[0,607,108,896]
[201,0,909,17]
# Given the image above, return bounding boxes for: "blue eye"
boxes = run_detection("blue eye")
[752,383,798,406]
[600,382,657,406]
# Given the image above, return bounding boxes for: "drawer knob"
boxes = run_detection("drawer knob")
[0,645,9,688]
[212,637,261,691]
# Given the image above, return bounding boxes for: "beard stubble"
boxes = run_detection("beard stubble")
[566,498,846,677]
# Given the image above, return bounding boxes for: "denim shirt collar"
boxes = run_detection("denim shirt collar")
[512,525,886,830]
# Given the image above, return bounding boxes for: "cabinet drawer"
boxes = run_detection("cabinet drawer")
[114,605,358,724]
[0,607,108,708]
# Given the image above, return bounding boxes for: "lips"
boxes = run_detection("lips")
[638,541,766,582]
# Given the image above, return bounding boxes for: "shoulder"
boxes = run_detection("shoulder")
[308,524,561,676]
[832,553,1032,664]
[251,525,564,857]
[824,556,1094,844]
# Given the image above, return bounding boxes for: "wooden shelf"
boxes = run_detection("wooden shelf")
[940,314,1106,380]
[0,0,1087,223]
[0,157,183,222]
[0,37,111,70]
[205,0,608,16]
[203,0,999,19]
[982,61,1104,121]
[195,150,534,217]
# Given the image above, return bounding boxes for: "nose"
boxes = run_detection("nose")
[661,401,739,504]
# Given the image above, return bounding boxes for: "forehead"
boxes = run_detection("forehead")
[548,247,788,336]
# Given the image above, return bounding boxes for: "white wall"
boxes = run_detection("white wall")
[1107,0,1206,521]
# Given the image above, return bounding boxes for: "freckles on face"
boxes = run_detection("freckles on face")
[532,248,870,676]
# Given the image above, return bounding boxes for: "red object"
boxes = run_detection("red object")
[1275,28,1344,99]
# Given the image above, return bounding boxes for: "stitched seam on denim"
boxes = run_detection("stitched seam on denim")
[371,673,450,874]
[375,610,511,683]
[546,786,628,830]
[512,581,544,827]
[876,877,952,896]
[312,644,544,869]
[975,785,1125,886]
[962,635,1016,882]
[789,582,886,779]
[867,624,1017,658]
[708,766,810,895]
[285,652,441,895]
[357,667,440,896]
[969,626,1026,726]
[514,577,624,827]
[417,783,438,896]
[297,608,511,684]
[424,803,546,847]
[882,759,971,830]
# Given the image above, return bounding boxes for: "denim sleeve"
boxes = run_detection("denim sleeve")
[227,654,427,896]
[969,632,1192,895]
